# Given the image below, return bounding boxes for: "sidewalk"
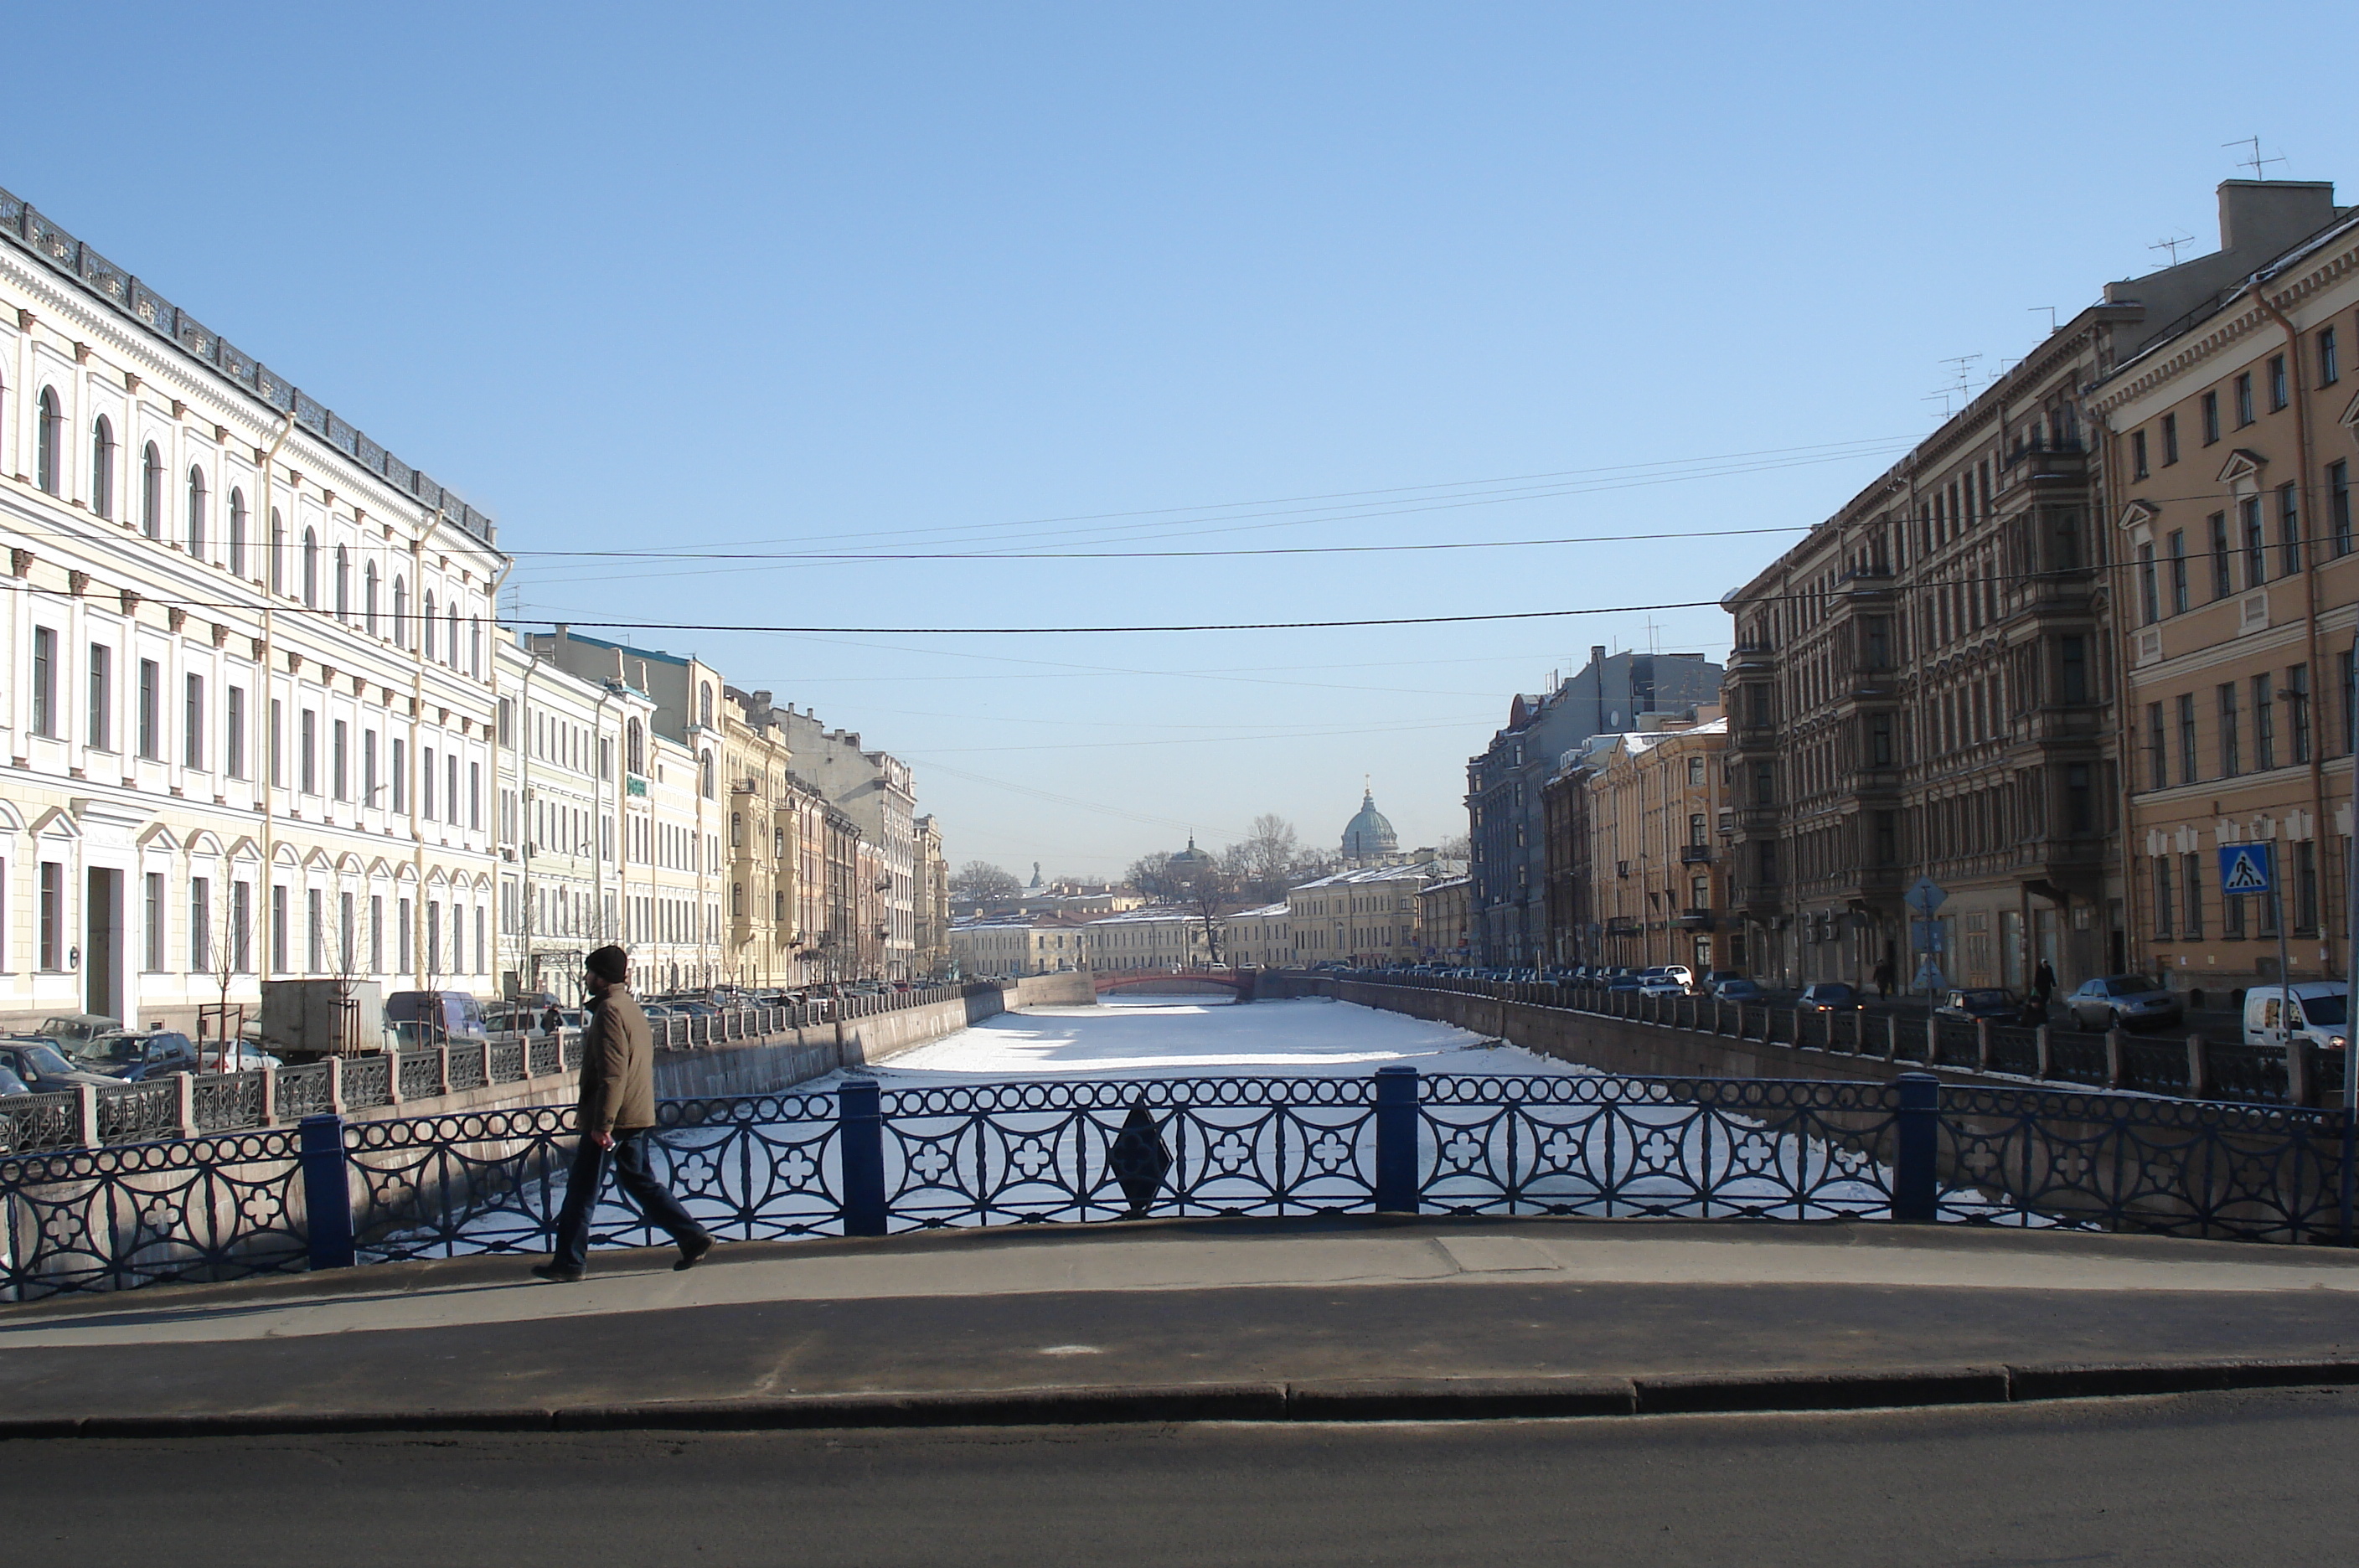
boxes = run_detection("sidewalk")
[4,1216,2358,1432]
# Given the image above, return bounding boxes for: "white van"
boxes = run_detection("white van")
[2243,983,2350,1051]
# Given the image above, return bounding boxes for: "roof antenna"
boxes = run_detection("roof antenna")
[2148,232,2195,266]
[2028,306,2057,336]
[2223,135,2287,179]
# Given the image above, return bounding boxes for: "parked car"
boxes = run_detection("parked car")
[2065,975,2183,1034]
[34,1014,122,1055]
[1604,971,1645,993]
[0,1039,122,1091]
[0,1065,28,1098]
[2243,983,2349,1051]
[1934,988,2020,1024]
[1711,977,1767,1003]
[1701,970,1745,993]
[1798,983,1865,1013]
[1637,967,1692,998]
[385,990,488,1044]
[72,1029,266,1081]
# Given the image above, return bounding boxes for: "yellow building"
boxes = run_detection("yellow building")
[1286,859,1465,966]
[1583,714,1732,977]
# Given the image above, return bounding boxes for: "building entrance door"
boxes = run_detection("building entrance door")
[85,867,123,1019]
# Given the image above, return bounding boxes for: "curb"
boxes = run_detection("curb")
[12,1358,2359,1440]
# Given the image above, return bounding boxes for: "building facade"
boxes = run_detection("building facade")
[1286,859,1466,966]
[0,185,502,1034]
[778,706,916,979]
[2089,183,2359,997]
[1579,715,1731,976]
[949,910,1089,976]
[1465,647,1722,966]
[1221,901,1292,967]
[1082,905,1212,970]
[913,813,949,979]
[1416,876,1471,964]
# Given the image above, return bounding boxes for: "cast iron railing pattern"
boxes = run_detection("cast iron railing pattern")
[10,1066,2352,1301]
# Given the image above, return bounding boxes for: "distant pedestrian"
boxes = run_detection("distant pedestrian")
[1872,958,1895,1000]
[534,945,713,1283]
[2033,961,2057,1008]
[540,1002,563,1037]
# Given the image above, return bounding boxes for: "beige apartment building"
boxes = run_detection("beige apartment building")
[1286,859,1465,966]
[1417,875,1472,964]
[1582,714,1731,976]
[949,910,1090,977]
[2091,184,2359,996]
[1083,905,1212,970]
[1222,901,1293,968]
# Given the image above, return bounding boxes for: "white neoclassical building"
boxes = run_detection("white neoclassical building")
[0,185,502,1033]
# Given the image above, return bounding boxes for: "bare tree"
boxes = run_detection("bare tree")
[1438,833,1471,862]
[1126,850,1177,900]
[949,859,1023,905]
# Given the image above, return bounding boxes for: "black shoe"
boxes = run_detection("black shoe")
[674,1233,715,1271]
[530,1261,584,1284]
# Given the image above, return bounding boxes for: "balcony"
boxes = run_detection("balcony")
[1678,844,1711,864]
[1677,907,1715,931]
[1604,916,1642,937]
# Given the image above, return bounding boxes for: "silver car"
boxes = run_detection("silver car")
[2066,975,2184,1034]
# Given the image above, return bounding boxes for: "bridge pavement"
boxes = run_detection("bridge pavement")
[4,1217,2359,1432]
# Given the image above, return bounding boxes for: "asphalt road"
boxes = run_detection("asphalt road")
[3,1385,2349,1566]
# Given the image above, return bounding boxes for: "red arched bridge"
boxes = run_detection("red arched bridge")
[1092,967,1257,998]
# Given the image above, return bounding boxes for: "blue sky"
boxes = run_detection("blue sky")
[11,3,2356,875]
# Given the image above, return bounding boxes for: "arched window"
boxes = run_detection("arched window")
[36,388,62,495]
[469,618,482,677]
[423,592,437,661]
[227,489,247,578]
[90,415,116,518]
[730,812,743,848]
[392,576,408,644]
[364,562,379,635]
[186,467,208,557]
[268,508,285,592]
[700,750,715,799]
[335,544,351,620]
[142,444,163,539]
[627,720,645,776]
[699,683,714,729]
[301,528,318,606]
[446,603,460,668]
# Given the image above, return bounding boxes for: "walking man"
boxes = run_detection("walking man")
[534,945,713,1282]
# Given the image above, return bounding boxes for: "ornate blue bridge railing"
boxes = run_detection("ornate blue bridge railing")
[1,1068,2349,1299]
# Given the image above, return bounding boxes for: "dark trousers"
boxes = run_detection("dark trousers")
[550,1127,707,1272]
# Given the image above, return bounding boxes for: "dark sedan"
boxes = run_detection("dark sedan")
[2066,975,2184,1034]
[1934,988,2019,1024]
[1799,983,1865,1013]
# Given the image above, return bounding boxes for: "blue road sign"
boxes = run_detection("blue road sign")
[2218,842,2274,895]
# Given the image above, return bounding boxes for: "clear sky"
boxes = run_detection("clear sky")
[10,3,2355,876]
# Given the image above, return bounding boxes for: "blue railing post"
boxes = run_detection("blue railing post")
[299,1112,355,1269]
[1892,1071,1939,1224]
[1373,1065,1421,1213]
[839,1078,889,1236]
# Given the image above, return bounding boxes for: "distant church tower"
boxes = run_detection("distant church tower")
[1029,862,1044,890]
[1340,785,1399,866]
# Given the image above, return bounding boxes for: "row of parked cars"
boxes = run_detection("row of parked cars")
[0,1014,276,1099]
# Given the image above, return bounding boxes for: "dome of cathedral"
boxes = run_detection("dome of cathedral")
[1168,836,1217,875]
[1340,790,1398,863]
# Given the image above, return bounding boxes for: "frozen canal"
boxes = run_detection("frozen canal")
[856,993,1578,1086]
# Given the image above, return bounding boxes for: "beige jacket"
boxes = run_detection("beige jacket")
[576,985,657,1134]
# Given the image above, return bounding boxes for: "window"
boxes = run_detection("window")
[87,643,111,750]
[31,627,57,736]
[497,699,513,748]
[307,888,323,973]
[233,880,251,972]
[364,729,378,805]
[2278,483,2300,576]
[302,529,318,607]
[399,897,413,972]
[35,388,61,494]
[2346,648,2357,758]
[369,895,384,974]
[2323,326,2341,387]
[2177,694,2198,786]
[183,674,204,769]
[627,720,645,776]
[269,508,285,593]
[1752,761,1774,806]
[2235,373,2254,426]
[2290,663,2311,764]
[2243,496,2266,586]
[140,443,163,538]
[2333,462,2352,558]
[190,878,210,973]
[2153,856,2174,939]
[2168,529,2189,612]
[2202,390,2221,444]
[186,467,207,557]
[2297,840,2320,934]
[700,751,715,799]
[2269,355,2288,411]
[300,708,317,795]
[39,861,65,969]
[90,415,116,518]
[2226,883,2248,939]
[423,593,437,661]
[2182,852,2203,940]
[2138,544,2159,623]
[2218,683,2240,777]
[332,720,348,800]
[271,885,288,973]
[269,699,282,787]
[228,488,247,579]
[2065,763,2094,835]
[335,544,350,620]
[227,687,247,778]
[423,747,436,819]
[2060,636,2088,704]
[2162,411,2180,465]
[144,873,167,972]
[2209,513,2233,598]
[364,562,379,634]
[138,658,161,760]
[2255,674,2276,770]
[447,604,460,668]
[2132,430,2149,479]
[470,761,482,828]
[392,738,406,812]
[447,754,459,825]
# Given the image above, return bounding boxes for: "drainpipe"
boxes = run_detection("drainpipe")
[255,410,294,1016]
[2253,287,2331,978]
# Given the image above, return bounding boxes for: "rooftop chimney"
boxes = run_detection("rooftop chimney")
[2218,179,2338,257]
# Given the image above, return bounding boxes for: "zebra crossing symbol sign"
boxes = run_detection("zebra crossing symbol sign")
[2217,843,2274,895]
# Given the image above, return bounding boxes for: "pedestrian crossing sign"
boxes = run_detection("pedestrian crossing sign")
[2217,843,2274,895]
